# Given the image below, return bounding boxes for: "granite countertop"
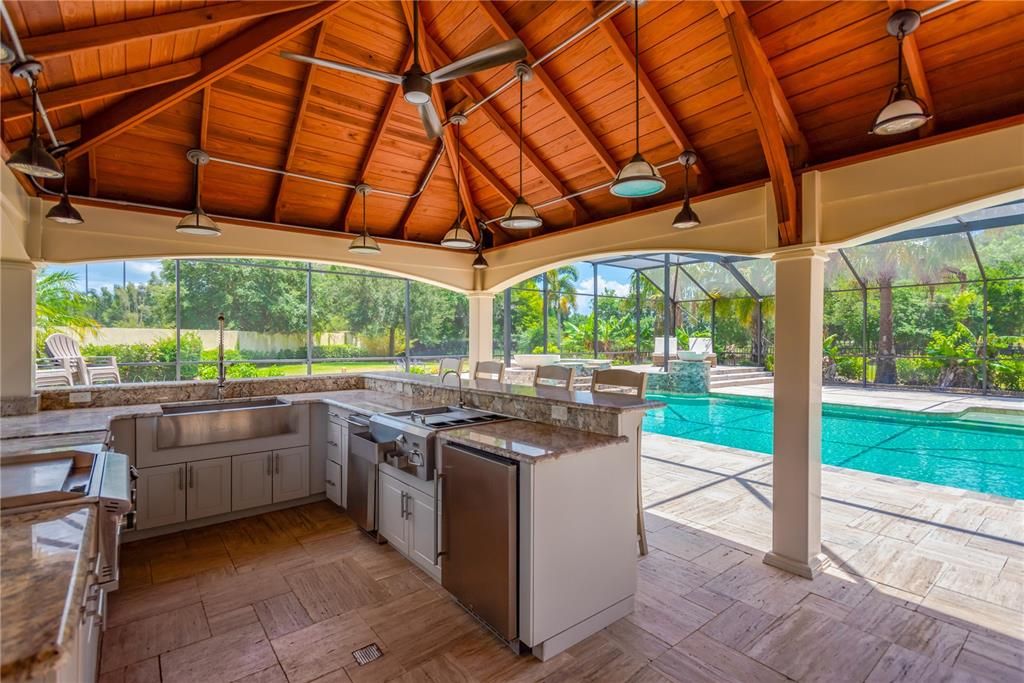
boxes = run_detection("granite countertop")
[1,505,95,683]
[0,431,109,457]
[437,419,627,462]
[282,389,439,415]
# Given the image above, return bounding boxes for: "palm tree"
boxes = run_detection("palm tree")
[543,266,578,351]
[35,270,99,342]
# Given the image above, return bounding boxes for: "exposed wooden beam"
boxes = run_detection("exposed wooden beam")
[397,148,439,240]
[476,0,619,178]
[273,23,329,224]
[718,1,800,245]
[2,60,201,126]
[421,31,588,223]
[592,3,713,188]
[87,153,98,197]
[461,145,517,205]
[888,0,936,137]
[66,2,343,162]
[337,45,416,230]
[716,1,808,169]
[21,1,319,62]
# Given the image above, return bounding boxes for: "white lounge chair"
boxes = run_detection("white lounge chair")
[34,357,74,388]
[652,337,678,366]
[44,332,121,385]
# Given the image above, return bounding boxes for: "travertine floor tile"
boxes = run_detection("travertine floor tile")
[935,564,1023,612]
[894,611,968,665]
[254,591,313,639]
[207,604,259,636]
[866,643,973,683]
[160,622,277,683]
[843,536,944,597]
[919,586,1024,640]
[271,611,377,683]
[101,603,210,673]
[97,656,160,683]
[652,631,787,683]
[106,576,200,628]
[698,601,777,651]
[199,565,290,616]
[286,558,387,621]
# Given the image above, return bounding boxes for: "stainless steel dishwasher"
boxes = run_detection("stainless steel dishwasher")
[439,442,518,643]
[346,415,392,535]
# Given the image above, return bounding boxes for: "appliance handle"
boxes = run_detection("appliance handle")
[345,414,370,428]
[434,473,445,563]
[178,465,184,490]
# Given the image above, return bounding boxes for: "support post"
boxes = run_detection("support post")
[765,247,830,579]
[663,255,671,373]
[542,275,549,354]
[468,293,495,372]
[306,263,313,376]
[635,275,642,364]
[404,280,411,371]
[593,262,599,359]
[0,261,38,415]
[174,260,182,381]
[503,288,512,368]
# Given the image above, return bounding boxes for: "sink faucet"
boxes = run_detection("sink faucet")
[217,313,226,400]
[441,369,464,408]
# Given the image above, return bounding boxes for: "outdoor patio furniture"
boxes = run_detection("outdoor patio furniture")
[679,337,717,366]
[533,364,575,389]
[473,360,505,383]
[44,332,121,385]
[652,337,678,366]
[34,357,74,388]
[438,357,463,376]
[513,353,560,369]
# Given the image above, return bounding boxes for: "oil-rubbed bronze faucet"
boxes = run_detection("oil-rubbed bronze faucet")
[441,369,464,407]
[217,313,226,400]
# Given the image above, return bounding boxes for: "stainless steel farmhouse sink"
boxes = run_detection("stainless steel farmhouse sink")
[156,398,300,449]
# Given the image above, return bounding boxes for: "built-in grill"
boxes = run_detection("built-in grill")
[368,406,508,481]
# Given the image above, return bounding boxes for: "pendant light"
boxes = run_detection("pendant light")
[499,63,543,230]
[176,149,220,236]
[349,183,381,255]
[472,240,488,269]
[441,114,477,249]
[671,150,700,229]
[871,9,931,136]
[610,1,664,199]
[6,61,63,179]
[46,150,83,224]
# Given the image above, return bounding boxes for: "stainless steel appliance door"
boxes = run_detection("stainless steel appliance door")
[440,443,517,641]
[347,430,380,532]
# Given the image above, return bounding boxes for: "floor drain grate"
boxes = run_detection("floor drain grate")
[352,643,383,666]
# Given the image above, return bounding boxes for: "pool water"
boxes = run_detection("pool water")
[644,393,1024,499]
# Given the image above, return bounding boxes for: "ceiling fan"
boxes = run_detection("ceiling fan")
[281,3,526,140]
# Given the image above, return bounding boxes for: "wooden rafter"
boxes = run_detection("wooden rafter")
[21,1,320,62]
[66,2,343,162]
[421,32,588,223]
[888,0,935,137]
[461,144,517,205]
[716,1,808,169]
[476,0,619,177]
[337,45,417,230]
[718,1,800,245]
[2,60,201,126]
[397,146,440,240]
[273,22,329,224]
[592,3,713,188]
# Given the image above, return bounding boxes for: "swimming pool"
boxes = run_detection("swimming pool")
[643,393,1024,499]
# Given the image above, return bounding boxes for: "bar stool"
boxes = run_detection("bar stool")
[533,364,576,389]
[473,360,505,383]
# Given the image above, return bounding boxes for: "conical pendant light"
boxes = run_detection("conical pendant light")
[672,150,700,229]
[472,236,488,269]
[441,114,477,249]
[610,1,664,199]
[6,61,62,179]
[871,9,931,136]
[349,183,381,255]
[46,153,83,224]
[176,149,220,236]
[500,63,542,230]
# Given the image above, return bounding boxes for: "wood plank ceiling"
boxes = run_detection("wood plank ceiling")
[2,0,1022,247]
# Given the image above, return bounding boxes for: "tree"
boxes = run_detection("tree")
[544,266,579,351]
[35,270,98,342]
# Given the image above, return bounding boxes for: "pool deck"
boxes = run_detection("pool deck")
[638,431,1023,682]
[714,383,1024,414]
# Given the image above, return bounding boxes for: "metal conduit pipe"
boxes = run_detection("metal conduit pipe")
[1,0,61,146]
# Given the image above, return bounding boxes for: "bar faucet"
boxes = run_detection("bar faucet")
[217,313,226,400]
[441,369,465,408]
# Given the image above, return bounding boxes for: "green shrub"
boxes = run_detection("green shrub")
[989,359,1024,392]
[835,356,863,381]
[894,358,942,386]
[80,332,202,382]
[763,353,774,373]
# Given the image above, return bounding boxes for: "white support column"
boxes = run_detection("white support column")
[467,292,494,372]
[1,261,38,415]
[764,247,830,579]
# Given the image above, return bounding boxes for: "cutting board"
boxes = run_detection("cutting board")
[0,458,76,509]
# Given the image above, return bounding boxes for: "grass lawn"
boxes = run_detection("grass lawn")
[270,361,403,376]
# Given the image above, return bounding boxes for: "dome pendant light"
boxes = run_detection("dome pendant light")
[871,9,931,136]
[46,151,84,224]
[6,61,63,179]
[610,1,664,199]
[500,63,543,230]
[176,149,221,236]
[672,150,700,229]
[441,114,477,249]
[349,184,382,254]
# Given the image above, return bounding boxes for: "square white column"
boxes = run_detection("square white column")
[467,292,494,371]
[1,261,38,415]
[764,247,830,579]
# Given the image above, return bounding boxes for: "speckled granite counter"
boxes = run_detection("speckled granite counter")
[282,389,439,415]
[438,420,626,462]
[1,505,95,683]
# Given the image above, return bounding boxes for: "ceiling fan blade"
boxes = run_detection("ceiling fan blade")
[418,101,443,140]
[427,39,527,84]
[280,51,403,85]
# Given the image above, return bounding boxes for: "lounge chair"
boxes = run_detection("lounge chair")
[34,357,74,388]
[652,337,678,366]
[44,332,121,385]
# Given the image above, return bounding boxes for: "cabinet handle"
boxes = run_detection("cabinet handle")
[326,479,335,487]
[434,473,445,564]
[400,491,407,519]
[327,440,338,447]
[274,453,280,474]
[188,464,194,489]
[178,466,184,490]
[267,454,272,476]
[328,411,339,418]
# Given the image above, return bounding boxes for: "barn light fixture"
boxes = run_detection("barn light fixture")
[46,149,83,224]
[610,0,664,199]
[671,150,700,229]
[349,184,381,254]
[472,238,488,269]
[872,9,931,136]
[6,61,62,179]
[441,114,477,249]
[176,149,220,236]
[500,63,543,230]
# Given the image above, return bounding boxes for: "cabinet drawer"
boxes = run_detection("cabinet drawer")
[327,421,343,465]
[325,460,342,506]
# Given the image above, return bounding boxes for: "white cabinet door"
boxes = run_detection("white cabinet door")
[377,472,407,551]
[408,486,438,573]
[232,451,273,511]
[273,446,310,503]
[136,463,186,530]
[187,457,232,520]
[326,421,343,464]
[325,460,342,506]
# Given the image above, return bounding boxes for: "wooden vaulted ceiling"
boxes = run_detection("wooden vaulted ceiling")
[2,0,1022,248]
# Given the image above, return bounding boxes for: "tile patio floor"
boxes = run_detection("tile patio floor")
[100,435,1023,683]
